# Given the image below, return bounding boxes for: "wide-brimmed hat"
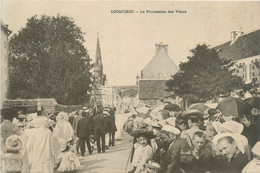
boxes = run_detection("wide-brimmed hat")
[131,130,157,139]
[183,109,204,117]
[144,118,153,125]
[144,118,162,129]
[151,121,162,129]
[5,135,22,151]
[165,117,176,127]
[145,161,161,170]
[162,125,180,135]
[60,140,69,152]
[252,141,260,156]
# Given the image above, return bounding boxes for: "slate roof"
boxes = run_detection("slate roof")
[214,29,260,61]
[138,80,174,100]
[141,44,179,79]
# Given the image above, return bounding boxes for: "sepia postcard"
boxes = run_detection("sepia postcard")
[1,1,260,173]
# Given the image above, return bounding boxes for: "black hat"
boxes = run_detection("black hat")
[131,130,156,139]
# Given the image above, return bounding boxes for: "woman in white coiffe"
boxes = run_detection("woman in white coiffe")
[53,112,74,145]
[22,113,57,173]
[242,141,260,173]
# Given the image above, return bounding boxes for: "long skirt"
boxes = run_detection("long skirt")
[30,157,55,173]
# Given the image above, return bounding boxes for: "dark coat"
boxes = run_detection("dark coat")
[212,152,249,173]
[190,143,214,173]
[104,115,117,133]
[104,116,112,133]
[110,113,117,132]
[91,113,105,136]
[77,117,92,138]
[166,138,193,173]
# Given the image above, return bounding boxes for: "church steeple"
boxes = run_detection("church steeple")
[94,33,105,86]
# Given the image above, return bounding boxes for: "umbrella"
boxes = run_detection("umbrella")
[189,103,209,112]
[163,104,181,112]
[216,97,251,119]
[245,97,260,110]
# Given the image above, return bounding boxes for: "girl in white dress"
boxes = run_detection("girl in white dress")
[129,131,156,173]
[56,140,80,173]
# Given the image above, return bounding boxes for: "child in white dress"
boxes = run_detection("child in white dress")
[56,140,80,173]
[1,135,23,173]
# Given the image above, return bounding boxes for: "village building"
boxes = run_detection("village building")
[1,22,12,107]
[214,29,260,84]
[138,43,179,104]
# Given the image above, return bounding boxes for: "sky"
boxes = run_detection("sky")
[1,0,260,86]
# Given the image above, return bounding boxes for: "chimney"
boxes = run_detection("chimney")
[155,42,168,55]
[230,31,243,45]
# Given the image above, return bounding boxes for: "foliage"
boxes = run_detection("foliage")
[9,15,93,105]
[237,78,260,97]
[166,44,243,103]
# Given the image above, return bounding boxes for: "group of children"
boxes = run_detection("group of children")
[1,134,80,173]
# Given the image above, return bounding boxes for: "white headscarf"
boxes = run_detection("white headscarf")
[252,141,260,156]
[221,121,244,134]
[56,112,69,122]
[213,133,248,154]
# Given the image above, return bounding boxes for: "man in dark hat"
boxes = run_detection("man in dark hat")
[180,110,204,148]
[161,125,192,173]
[91,106,106,153]
[103,108,112,150]
[77,111,93,157]
[108,108,117,147]
[73,110,83,154]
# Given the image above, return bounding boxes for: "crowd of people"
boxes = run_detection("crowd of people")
[124,101,260,173]
[1,105,117,173]
[1,97,260,173]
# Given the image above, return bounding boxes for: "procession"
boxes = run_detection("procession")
[1,97,260,173]
[1,1,260,173]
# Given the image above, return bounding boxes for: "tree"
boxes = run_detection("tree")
[166,44,243,103]
[9,15,93,105]
[236,78,260,97]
